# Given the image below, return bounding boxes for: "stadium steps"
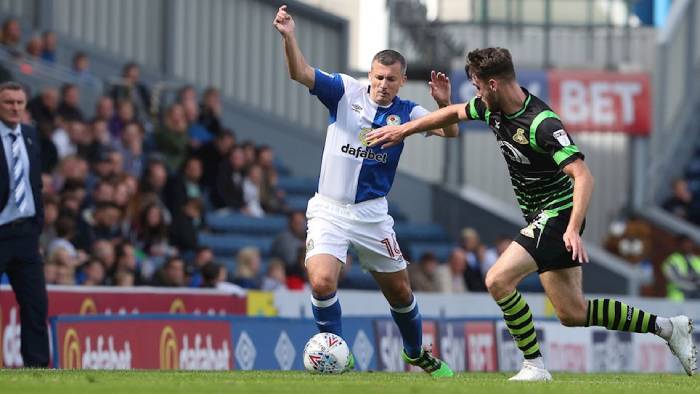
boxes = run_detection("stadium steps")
[198,233,274,257]
[206,212,287,236]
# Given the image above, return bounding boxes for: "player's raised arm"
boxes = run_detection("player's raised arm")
[367,102,467,149]
[273,5,315,89]
[426,70,459,138]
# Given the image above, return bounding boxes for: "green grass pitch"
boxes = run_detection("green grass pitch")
[0,370,695,394]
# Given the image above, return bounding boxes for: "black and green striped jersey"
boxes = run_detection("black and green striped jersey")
[465,89,584,220]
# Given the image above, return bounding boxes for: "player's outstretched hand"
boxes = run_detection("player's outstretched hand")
[273,5,295,36]
[429,70,451,107]
[563,228,589,264]
[366,125,406,149]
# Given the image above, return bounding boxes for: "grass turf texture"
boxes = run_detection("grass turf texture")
[0,370,695,394]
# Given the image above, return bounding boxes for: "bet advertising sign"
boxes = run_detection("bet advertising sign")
[450,68,650,135]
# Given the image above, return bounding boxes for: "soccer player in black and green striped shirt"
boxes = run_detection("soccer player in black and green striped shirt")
[367,47,696,380]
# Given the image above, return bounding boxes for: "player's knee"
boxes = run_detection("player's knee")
[485,270,512,299]
[309,274,337,296]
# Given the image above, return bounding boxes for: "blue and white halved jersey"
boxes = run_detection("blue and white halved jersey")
[310,68,430,205]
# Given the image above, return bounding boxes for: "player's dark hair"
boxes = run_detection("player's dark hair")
[372,49,407,75]
[466,47,516,82]
[0,81,26,94]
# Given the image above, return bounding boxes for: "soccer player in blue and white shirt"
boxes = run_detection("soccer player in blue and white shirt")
[274,5,457,376]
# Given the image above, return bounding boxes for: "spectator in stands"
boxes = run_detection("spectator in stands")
[199,87,223,135]
[233,247,262,289]
[201,130,235,203]
[109,99,136,139]
[261,259,287,291]
[81,259,106,286]
[38,121,59,173]
[436,248,467,293]
[187,246,215,287]
[74,202,125,250]
[459,227,487,292]
[0,18,22,57]
[271,210,306,274]
[214,145,246,210]
[481,235,512,275]
[243,164,265,217]
[53,119,86,159]
[408,252,440,292]
[47,214,78,262]
[183,96,214,148]
[200,261,247,295]
[44,262,59,285]
[662,234,700,301]
[256,145,285,213]
[113,121,145,178]
[165,155,203,214]
[663,178,696,223]
[114,269,135,287]
[94,96,115,123]
[240,140,257,167]
[176,85,197,104]
[285,245,308,290]
[27,87,58,127]
[40,31,57,63]
[57,83,85,122]
[136,202,174,258]
[153,256,186,287]
[114,242,141,285]
[169,197,204,254]
[111,62,151,115]
[24,35,43,60]
[155,103,188,172]
[138,157,169,206]
[40,195,60,253]
[58,155,89,188]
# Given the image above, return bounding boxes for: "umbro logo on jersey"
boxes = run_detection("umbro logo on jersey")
[341,144,388,163]
[351,104,363,113]
[495,120,501,129]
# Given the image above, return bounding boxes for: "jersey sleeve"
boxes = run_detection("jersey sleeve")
[465,96,488,122]
[409,105,434,138]
[309,68,345,112]
[533,115,585,168]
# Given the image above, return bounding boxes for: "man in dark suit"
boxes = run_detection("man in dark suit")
[0,81,49,367]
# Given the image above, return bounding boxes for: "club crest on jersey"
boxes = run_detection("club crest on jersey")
[351,104,363,113]
[513,128,528,145]
[386,115,401,126]
[359,127,373,147]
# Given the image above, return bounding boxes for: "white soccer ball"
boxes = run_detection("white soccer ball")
[303,332,351,374]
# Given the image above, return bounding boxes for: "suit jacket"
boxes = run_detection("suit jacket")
[0,123,44,238]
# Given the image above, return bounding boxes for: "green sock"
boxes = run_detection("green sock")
[497,290,542,360]
[585,299,657,333]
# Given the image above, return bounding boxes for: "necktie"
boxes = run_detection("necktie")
[8,131,26,212]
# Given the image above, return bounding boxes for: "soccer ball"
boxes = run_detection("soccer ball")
[303,332,351,374]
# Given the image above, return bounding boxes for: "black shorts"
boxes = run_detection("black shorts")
[513,209,584,273]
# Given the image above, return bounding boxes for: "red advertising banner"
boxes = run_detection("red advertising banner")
[54,317,233,369]
[0,285,246,367]
[548,70,651,135]
[465,322,498,372]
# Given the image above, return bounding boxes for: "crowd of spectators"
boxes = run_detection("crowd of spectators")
[0,17,518,295]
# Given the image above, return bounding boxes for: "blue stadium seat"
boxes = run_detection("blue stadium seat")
[273,157,292,176]
[198,233,274,257]
[206,212,287,235]
[394,223,449,243]
[285,194,310,211]
[408,242,455,262]
[277,176,317,195]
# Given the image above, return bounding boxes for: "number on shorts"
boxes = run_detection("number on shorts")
[381,236,402,258]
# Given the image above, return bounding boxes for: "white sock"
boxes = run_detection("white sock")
[525,356,545,369]
[655,317,673,340]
